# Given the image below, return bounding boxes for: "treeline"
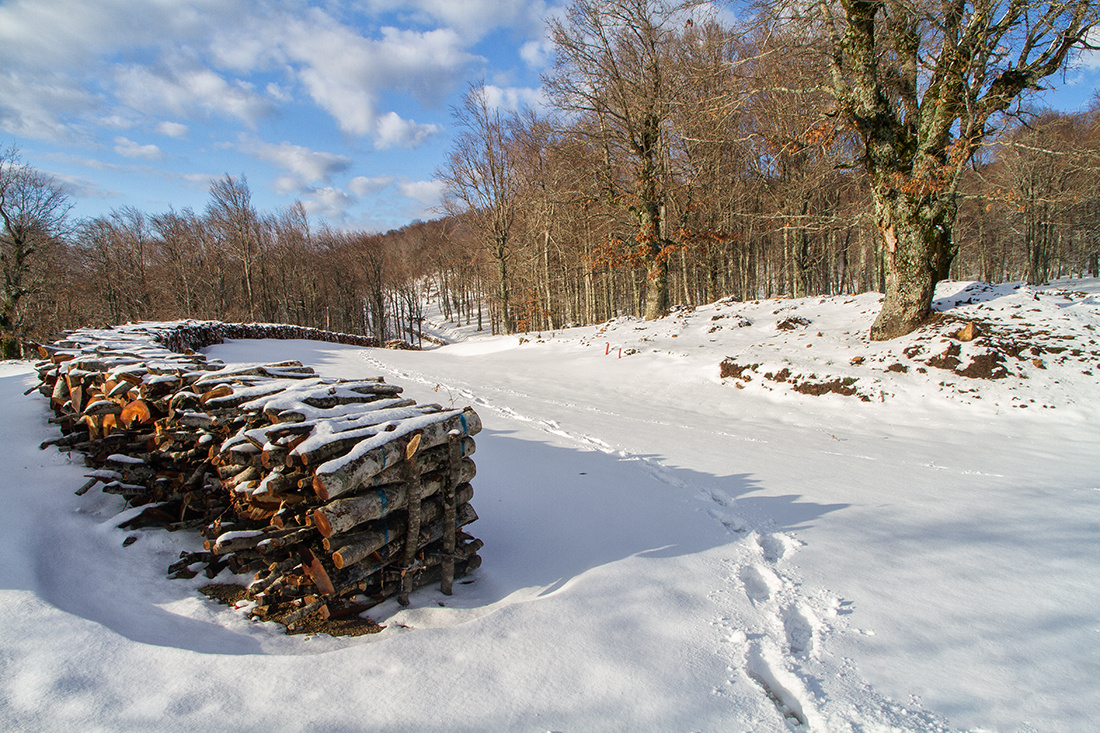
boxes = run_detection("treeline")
[61,185,442,346]
[2,163,450,355]
[432,101,1100,337]
[433,2,1100,334]
[3,4,1100,353]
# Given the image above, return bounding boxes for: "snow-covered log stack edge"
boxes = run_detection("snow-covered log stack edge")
[31,321,483,633]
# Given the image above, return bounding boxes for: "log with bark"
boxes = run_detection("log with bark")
[33,320,483,634]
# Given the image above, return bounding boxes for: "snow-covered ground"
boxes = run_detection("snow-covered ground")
[2,279,1098,732]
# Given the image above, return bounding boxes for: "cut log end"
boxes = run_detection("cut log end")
[312,474,331,503]
[312,508,334,537]
[121,399,152,427]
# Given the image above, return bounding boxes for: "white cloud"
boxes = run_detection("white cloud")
[360,0,548,41]
[482,84,547,113]
[266,82,293,103]
[349,175,395,196]
[1076,35,1100,70]
[50,171,120,199]
[399,179,446,207]
[0,71,97,141]
[520,39,553,70]
[690,1,740,28]
[208,25,280,72]
[156,121,189,138]
[374,112,442,150]
[373,27,477,100]
[240,138,352,184]
[0,0,555,225]
[0,0,247,70]
[45,153,131,172]
[275,14,476,139]
[302,185,357,221]
[0,1,505,149]
[114,63,274,126]
[97,113,138,130]
[114,136,163,160]
[272,174,300,195]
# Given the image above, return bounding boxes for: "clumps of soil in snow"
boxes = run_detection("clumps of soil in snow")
[908,315,1071,381]
[766,367,792,382]
[721,359,873,401]
[924,341,964,371]
[713,280,1100,405]
[720,359,759,381]
[792,377,868,400]
[708,314,753,333]
[776,316,810,331]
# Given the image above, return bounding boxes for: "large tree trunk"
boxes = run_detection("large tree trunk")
[0,334,19,360]
[493,234,513,334]
[638,193,670,321]
[644,254,669,320]
[0,297,20,358]
[870,190,957,341]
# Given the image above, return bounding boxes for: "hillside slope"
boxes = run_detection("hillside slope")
[1,279,1097,732]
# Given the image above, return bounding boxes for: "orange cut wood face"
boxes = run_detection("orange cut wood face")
[200,384,234,403]
[121,399,153,427]
[406,431,422,461]
[301,548,335,596]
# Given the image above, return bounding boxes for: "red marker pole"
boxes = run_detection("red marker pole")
[605,343,610,355]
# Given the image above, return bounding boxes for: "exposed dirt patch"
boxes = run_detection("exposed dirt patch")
[886,363,908,373]
[720,359,758,380]
[926,342,962,370]
[200,583,250,606]
[776,316,810,331]
[903,345,924,359]
[764,368,791,383]
[792,377,870,401]
[281,609,386,637]
[709,314,752,332]
[956,351,1009,380]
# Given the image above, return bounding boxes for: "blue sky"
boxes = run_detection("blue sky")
[0,0,557,232]
[1,0,1097,233]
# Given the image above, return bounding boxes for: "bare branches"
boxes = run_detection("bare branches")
[759,0,1100,337]
[438,82,524,333]
[0,145,72,357]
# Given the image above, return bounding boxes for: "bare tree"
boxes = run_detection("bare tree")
[151,207,207,319]
[546,0,699,320]
[439,81,522,334]
[777,0,1100,338]
[206,174,263,321]
[994,112,1098,283]
[0,145,71,357]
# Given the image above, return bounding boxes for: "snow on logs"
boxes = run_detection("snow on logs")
[33,321,483,632]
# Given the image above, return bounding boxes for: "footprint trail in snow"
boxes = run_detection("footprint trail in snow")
[358,350,951,731]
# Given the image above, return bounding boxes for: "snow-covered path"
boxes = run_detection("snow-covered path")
[2,280,1098,731]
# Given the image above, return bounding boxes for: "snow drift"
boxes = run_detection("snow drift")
[2,279,1098,732]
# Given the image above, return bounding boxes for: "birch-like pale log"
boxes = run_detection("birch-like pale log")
[331,484,474,568]
[311,407,481,502]
[312,459,476,537]
[336,502,479,589]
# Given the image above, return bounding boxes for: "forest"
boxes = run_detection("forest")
[2,1,1099,356]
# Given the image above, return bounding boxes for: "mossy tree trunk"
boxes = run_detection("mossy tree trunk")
[812,0,1099,339]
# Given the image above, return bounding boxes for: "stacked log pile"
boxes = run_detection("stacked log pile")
[150,320,385,353]
[33,321,482,632]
